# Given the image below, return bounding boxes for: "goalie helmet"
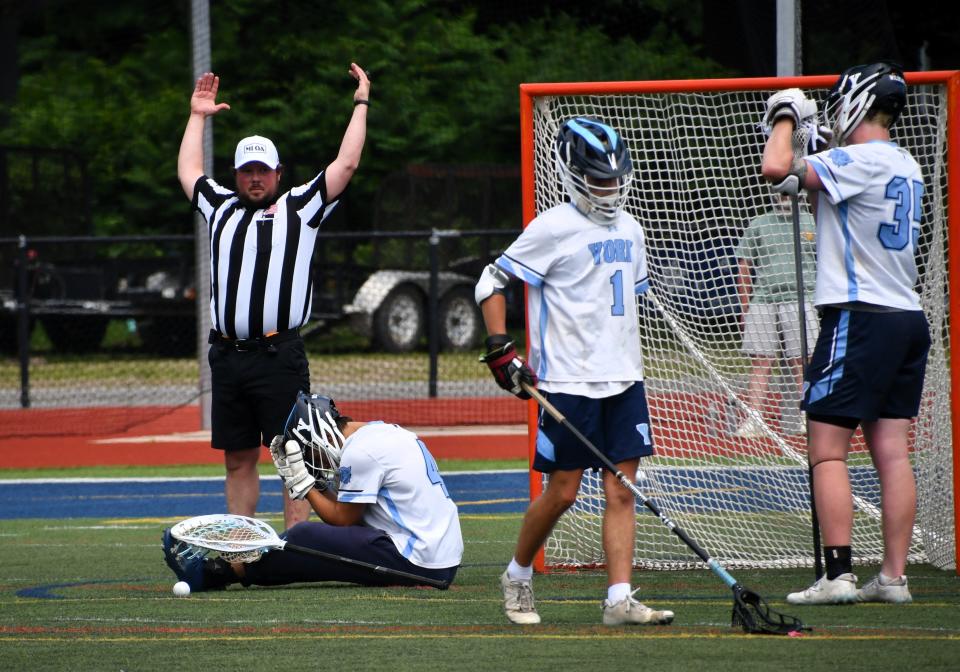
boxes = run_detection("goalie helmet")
[554,116,633,223]
[283,391,346,484]
[824,61,907,144]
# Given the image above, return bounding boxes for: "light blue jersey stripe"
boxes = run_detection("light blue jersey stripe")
[381,488,418,559]
[808,310,850,404]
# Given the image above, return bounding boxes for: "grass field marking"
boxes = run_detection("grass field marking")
[2,631,959,642]
[458,497,528,506]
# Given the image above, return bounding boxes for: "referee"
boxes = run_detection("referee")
[177,63,370,530]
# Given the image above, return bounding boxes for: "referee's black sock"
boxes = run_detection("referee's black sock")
[824,546,853,580]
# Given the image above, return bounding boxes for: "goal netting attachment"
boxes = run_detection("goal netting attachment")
[520,72,959,572]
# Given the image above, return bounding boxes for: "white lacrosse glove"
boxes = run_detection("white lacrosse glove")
[803,120,833,155]
[269,435,315,500]
[762,88,817,134]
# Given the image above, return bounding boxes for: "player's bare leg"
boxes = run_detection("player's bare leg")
[224,447,260,517]
[512,468,583,565]
[807,421,856,546]
[500,468,582,624]
[600,459,673,625]
[862,418,915,578]
[602,460,638,585]
[282,489,311,530]
[787,419,859,604]
[736,355,775,437]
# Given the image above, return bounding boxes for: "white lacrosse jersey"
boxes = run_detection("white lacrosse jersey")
[335,422,463,569]
[807,141,924,310]
[495,203,650,388]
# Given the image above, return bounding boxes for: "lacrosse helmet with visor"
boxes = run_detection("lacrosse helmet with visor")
[824,61,907,144]
[554,116,633,223]
[283,391,346,485]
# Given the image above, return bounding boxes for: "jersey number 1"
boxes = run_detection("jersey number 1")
[609,270,625,316]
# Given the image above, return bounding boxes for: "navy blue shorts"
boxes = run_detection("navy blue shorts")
[208,337,311,451]
[532,383,654,473]
[240,522,458,589]
[802,307,930,421]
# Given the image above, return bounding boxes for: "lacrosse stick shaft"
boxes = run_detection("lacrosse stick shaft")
[523,383,739,589]
[278,542,450,589]
[790,193,824,581]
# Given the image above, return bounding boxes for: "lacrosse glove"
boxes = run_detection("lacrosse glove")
[803,120,834,155]
[269,435,316,500]
[480,334,537,400]
[762,88,817,134]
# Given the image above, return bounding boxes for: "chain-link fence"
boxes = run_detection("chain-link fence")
[0,228,526,437]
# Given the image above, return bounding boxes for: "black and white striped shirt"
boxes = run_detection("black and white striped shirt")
[192,173,339,339]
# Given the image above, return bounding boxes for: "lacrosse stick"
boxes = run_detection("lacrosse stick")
[170,514,450,589]
[522,383,808,635]
[789,119,825,581]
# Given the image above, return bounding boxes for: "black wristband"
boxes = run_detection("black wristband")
[354,99,369,107]
[484,334,512,352]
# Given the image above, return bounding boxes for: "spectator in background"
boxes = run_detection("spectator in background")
[734,190,818,438]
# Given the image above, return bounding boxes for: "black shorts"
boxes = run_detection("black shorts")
[532,383,654,473]
[208,335,310,451]
[802,307,930,421]
[240,522,458,588]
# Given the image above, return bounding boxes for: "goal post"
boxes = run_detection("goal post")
[519,71,960,574]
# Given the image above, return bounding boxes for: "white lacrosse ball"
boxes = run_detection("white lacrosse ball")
[172,581,191,597]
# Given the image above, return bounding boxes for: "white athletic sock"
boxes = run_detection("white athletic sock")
[507,558,533,582]
[878,572,906,585]
[607,583,631,603]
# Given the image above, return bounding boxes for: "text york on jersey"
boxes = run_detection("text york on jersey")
[588,239,634,265]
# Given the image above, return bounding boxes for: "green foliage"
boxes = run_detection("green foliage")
[0,0,731,236]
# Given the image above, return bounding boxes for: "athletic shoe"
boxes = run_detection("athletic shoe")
[857,574,912,604]
[500,570,540,624]
[602,590,674,625]
[786,573,858,605]
[734,417,765,438]
[162,528,206,592]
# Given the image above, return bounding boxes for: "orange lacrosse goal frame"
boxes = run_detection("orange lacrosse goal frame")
[519,71,960,575]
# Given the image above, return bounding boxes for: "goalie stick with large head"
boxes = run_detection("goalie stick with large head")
[521,382,809,635]
[169,514,451,590]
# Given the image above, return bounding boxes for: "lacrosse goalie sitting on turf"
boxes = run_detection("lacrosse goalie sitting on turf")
[162,391,463,592]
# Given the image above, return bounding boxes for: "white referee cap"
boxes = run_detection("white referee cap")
[234,135,280,169]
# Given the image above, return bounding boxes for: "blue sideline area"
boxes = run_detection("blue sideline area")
[0,471,532,519]
[0,467,879,520]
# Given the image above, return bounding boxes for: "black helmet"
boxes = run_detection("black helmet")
[283,391,344,483]
[554,117,633,222]
[825,61,907,143]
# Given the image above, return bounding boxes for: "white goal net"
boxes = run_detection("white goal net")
[522,73,956,571]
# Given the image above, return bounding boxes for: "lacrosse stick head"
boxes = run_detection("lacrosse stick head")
[283,391,347,486]
[731,584,809,636]
[170,514,283,564]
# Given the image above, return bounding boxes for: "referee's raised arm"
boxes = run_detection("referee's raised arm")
[178,72,231,200]
[324,63,370,201]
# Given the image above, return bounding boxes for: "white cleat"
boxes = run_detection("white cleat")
[857,574,912,604]
[500,571,541,624]
[787,573,858,605]
[602,590,674,625]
